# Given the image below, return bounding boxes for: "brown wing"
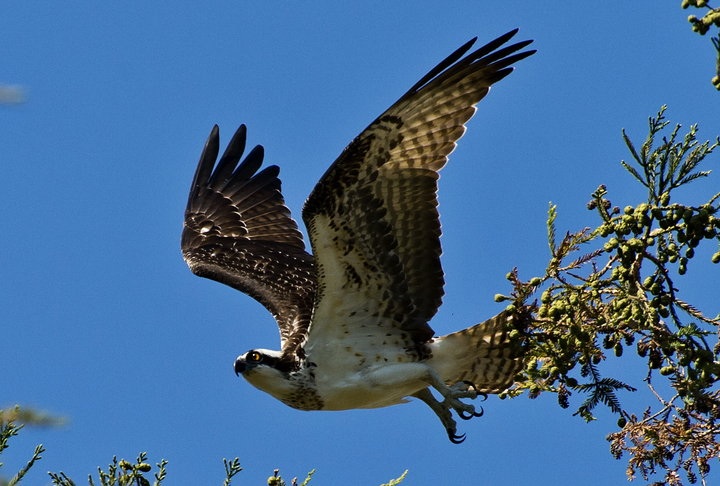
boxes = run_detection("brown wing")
[303,30,535,345]
[182,125,315,352]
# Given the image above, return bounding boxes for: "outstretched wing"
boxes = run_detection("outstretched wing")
[182,125,315,352]
[303,30,535,346]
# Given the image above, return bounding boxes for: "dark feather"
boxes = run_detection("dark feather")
[303,30,535,343]
[182,125,315,353]
[182,30,535,359]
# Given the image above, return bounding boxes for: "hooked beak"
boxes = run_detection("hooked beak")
[234,358,246,376]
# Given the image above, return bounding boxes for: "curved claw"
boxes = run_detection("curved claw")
[449,431,466,444]
[458,406,484,420]
[458,409,473,420]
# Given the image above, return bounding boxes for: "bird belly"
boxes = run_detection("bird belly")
[313,361,435,410]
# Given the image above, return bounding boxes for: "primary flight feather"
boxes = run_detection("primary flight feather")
[182,29,535,442]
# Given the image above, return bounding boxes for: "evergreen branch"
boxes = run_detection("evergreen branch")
[298,469,315,486]
[674,299,720,326]
[547,203,558,254]
[222,458,242,486]
[620,160,647,188]
[508,106,719,483]
[379,470,408,486]
[623,128,643,165]
[7,445,45,486]
[47,472,75,486]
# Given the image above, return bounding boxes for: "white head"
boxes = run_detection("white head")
[233,348,295,400]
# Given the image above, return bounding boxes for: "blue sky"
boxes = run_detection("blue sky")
[2,2,719,485]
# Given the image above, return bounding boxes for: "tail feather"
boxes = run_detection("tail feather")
[428,308,531,394]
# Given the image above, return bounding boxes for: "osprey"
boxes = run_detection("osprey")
[182,29,535,443]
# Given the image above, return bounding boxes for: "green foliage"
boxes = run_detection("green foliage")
[681,0,720,89]
[502,106,720,484]
[223,457,243,486]
[380,470,408,486]
[0,406,56,486]
[1,407,404,485]
[266,468,315,486]
[0,418,45,486]
[268,468,405,486]
[48,453,168,486]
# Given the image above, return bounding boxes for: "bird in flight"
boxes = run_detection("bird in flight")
[182,29,535,443]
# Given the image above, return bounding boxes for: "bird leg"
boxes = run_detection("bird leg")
[412,388,466,443]
[446,381,486,420]
[412,372,487,443]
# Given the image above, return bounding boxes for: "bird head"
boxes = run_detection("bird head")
[234,348,285,375]
[233,348,298,401]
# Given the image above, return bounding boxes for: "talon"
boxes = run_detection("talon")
[458,406,484,420]
[458,409,473,420]
[449,431,466,444]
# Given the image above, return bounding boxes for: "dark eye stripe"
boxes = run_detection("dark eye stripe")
[245,350,290,371]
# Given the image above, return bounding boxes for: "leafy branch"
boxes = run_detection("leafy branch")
[47,453,168,486]
[0,406,55,486]
[681,0,720,89]
[222,458,243,486]
[0,419,44,486]
[501,106,720,484]
[1,407,405,485]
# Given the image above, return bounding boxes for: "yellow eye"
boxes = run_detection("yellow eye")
[248,351,262,362]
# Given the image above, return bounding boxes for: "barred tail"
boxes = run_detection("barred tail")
[428,308,531,394]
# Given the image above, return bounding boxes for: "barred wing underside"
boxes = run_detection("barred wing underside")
[303,30,535,351]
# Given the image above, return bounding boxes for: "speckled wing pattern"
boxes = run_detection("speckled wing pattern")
[302,30,535,349]
[182,125,315,354]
